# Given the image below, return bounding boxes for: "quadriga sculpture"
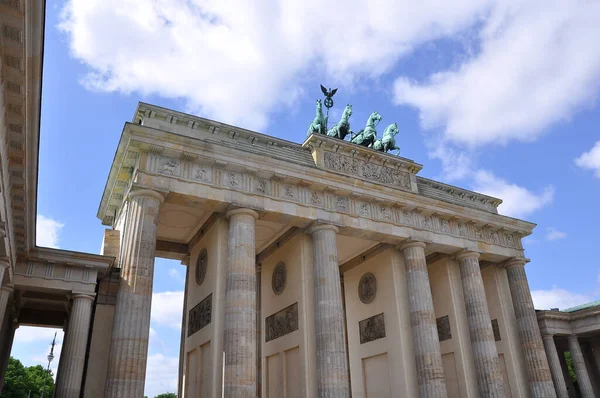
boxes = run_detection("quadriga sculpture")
[351,111,381,148]
[372,123,400,153]
[327,104,353,140]
[307,99,327,136]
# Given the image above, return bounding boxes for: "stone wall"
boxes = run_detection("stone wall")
[343,249,417,398]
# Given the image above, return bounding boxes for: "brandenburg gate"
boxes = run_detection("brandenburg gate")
[93,101,559,397]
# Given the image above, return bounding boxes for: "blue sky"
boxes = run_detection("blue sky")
[11,1,600,397]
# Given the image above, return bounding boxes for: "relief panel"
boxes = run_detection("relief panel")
[323,152,412,191]
[359,313,386,344]
[188,294,212,337]
[265,302,299,342]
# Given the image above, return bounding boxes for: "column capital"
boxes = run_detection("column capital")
[128,189,165,204]
[567,334,579,341]
[499,257,529,269]
[399,240,426,251]
[0,258,10,270]
[454,250,480,262]
[307,223,339,235]
[72,293,95,302]
[226,208,259,220]
[542,333,555,341]
[0,285,14,294]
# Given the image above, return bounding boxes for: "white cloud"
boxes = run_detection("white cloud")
[14,326,63,344]
[471,170,554,218]
[145,353,179,397]
[168,268,184,284]
[545,227,567,241]
[14,327,63,380]
[36,215,64,248]
[394,1,600,147]
[575,140,600,178]
[151,291,184,329]
[428,140,473,182]
[532,287,592,311]
[58,0,497,130]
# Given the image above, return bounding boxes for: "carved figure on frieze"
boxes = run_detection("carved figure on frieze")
[161,159,179,175]
[359,313,386,344]
[350,111,382,147]
[307,99,327,137]
[327,104,353,140]
[372,123,400,154]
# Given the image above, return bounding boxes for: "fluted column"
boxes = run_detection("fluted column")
[308,224,350,398]
[105,189,164,397]
[224,208,259,397]
[456,251,505,397]
[503,259,556,398]
[0,260,9,324]
[55,294,94,398]
[567,335,594,398]
[0,285,12,330]
[541,335,569,398]
[400,241,447,398]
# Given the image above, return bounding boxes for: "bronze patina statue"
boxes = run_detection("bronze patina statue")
[307,99,327,136]
[372,122,400,154]
[327,104,353,140]
[350,111,381,148]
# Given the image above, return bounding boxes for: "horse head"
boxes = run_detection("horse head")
[367,111,382,126]
[343,104,352,119]
[316,99,322,111]
[385,123,399,136]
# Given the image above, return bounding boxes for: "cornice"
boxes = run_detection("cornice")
[98,105,536,244]
[28,247,115,271]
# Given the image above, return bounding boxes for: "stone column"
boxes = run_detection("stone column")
[567,335,594,398]
[400,241,447,398]
[0,320,17,388]
[0,285,12,331]
[105,189,164,397]
[55,294,95,398]
[223,208,259,397]
[308,224,350,398]
[592,339,600,377]
[542,334,569,398]
[456,251,505,397]
[256,264,262,398]
[503,259,556,398]
[0,260,10,324]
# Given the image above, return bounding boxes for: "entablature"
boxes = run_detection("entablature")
[99,105,535,261]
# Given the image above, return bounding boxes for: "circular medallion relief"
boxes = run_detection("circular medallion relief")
[195,248,208,285]
[272,262,287,295]
[358,272,377,304]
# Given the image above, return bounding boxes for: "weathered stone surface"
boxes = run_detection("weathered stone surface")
[359,313,386,344]
[55,294,94,398]
[504,260,557,398]
[265,302,298,342]
[567,335,595,398]
[400,241,447,398]
[456,251,505,397]
[105,189,163,397]
[309,224,350,398]
[542,335,569,398]
[224,208,258,397]
[187,293,212,337]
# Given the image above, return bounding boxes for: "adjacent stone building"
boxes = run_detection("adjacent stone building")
[0,2,598,398]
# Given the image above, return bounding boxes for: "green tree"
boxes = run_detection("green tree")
[154,393,177,398]
[0,357,54,398]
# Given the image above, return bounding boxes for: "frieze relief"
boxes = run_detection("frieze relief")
[323,152,411,191]
[265,302,299,342]
[142,154,522,250]
[359,313,386,344]
[188,294,212,337]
